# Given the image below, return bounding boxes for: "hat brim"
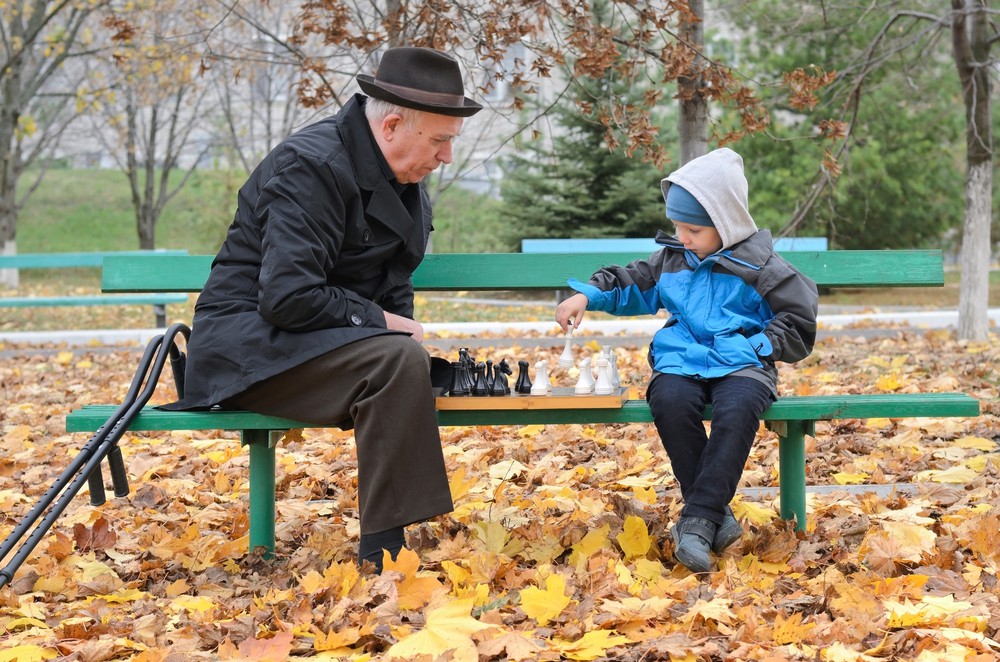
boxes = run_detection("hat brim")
[358,74,482,118]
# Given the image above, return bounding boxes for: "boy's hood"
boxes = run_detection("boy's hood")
[661,148,757,250]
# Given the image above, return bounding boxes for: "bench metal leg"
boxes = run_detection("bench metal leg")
[242,430,279,558]
[153,304,167,328]
[769,420,813,531]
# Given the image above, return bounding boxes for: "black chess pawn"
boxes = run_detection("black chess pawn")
[514,359,533,394]
[457,348,475,393]
[498,359,513,394]
[485,359,495,391]
[449,361,470,396]
[471,362,489,396]
[490,364,507,396]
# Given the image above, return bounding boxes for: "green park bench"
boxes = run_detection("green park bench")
[0,250,190,327]
[64,250,980,556]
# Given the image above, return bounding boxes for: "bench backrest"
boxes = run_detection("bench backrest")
[101,250,945,293]
[0,249,189,270]
[521,236,830,253]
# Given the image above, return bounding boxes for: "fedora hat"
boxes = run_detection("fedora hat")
[357,47,482,117]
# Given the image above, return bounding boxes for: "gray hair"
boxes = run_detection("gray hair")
[365,97,419,126]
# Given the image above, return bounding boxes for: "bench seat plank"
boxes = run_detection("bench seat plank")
[65,393,980,432]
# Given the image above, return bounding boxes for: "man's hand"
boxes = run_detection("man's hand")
[555,293,589,334]
[384,311,425,343]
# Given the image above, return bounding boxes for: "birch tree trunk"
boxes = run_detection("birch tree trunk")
[952,0,992,341]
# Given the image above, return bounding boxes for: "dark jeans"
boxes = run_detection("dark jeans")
[646,372,775,524]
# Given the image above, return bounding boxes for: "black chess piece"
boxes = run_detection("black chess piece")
[471,362,489,396]
[485,359,495,391]
[458,348,475,393]
[514,359,532,394]
[498,359,513,395]
[490,364,506,396]
[449,361,470,396]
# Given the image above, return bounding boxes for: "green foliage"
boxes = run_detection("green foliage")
[498,4,674,248]
[17,168,506,255]
[17,169,244,254]
[719,0,968,249]
[428,184,508,253]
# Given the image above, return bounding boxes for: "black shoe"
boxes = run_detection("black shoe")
[712,505,743,554]
[670,517,716,573]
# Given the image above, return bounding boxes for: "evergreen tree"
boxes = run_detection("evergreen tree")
[499,12,673,249]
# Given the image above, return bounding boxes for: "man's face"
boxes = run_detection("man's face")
[378,111,464,184]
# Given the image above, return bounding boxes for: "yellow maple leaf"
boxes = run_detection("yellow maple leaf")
[516,425,545,437]
[384,597,495,662]
[738,501,776,525]
[449,464,479,501]
[473,519,510,555]
[170,594,215,613]
[914,465,979,484]
[879,521,936,563]
[632,486,657,504]
[884,594,975,628]
[312,625,361,651]
[616,515,653,560]
[954,435,996,451]
[550,629,630,661]
[0,646,57,662]
[384,547,444,610]
[568,523,611,570]
[771,610,816,645]
[679,597,736,626]
[519,571,572,626]
[832,471,869,485]
[875,373,903,392]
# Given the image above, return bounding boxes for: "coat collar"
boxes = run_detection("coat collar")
[339,94,427,249]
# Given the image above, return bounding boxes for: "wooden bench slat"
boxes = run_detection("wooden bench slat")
[65,393,980,433]
[0,250,189,269]
[100,250,947,293]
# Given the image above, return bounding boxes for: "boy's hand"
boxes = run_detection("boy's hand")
[555,293,589,333]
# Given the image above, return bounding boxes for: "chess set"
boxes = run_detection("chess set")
[435,323,628,410]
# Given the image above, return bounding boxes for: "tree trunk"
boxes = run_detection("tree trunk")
[951,0,992,341]
[678,0,708,165]
[0,64,21,288]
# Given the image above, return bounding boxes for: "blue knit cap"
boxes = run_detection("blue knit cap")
[665,183,714,227]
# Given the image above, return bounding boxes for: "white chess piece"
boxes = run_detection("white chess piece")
[574,357,595,394]
[557,320,575,369]
[530,359,551,395]
[610,350,621,388]
[594,356,614,395]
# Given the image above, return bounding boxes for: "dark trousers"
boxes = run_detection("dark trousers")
[646,372,774,524]
[225,334,453,535]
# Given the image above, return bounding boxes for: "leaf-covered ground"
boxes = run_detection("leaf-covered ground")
[1,323,999,661]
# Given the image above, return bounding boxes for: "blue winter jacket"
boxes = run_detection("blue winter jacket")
[568,228,818,392]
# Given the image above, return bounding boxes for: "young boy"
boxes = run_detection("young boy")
[555,148,819,573]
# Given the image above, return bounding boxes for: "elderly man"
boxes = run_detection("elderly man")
[166,47,482,571]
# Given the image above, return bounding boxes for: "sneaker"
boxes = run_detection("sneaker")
[670,516,716,573]
[712,505,743,554]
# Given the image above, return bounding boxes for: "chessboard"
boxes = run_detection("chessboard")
[435,387,629,410]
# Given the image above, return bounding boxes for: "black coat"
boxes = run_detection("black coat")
[168,95,430,409]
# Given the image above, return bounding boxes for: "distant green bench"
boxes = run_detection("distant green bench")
[0,251,190,327]
[65,250,980,556]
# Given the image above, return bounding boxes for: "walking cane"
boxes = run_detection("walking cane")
[0,323,191,590]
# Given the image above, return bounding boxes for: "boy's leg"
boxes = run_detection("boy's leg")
[646,372,709,499]
[682,376,774,522]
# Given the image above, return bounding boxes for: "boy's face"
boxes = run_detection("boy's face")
[672,220,723,259]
